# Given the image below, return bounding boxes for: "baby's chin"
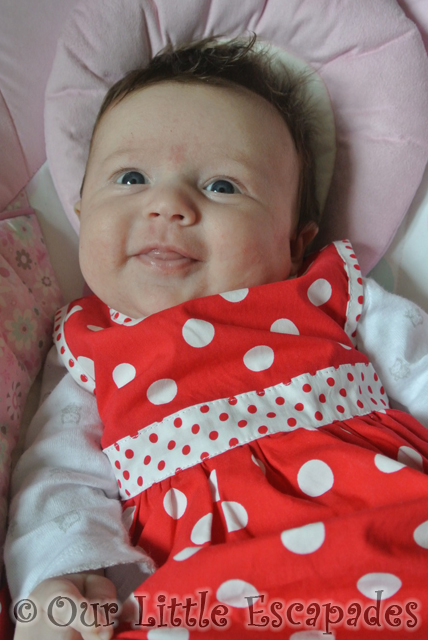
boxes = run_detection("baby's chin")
[103,292,200,320]
[103,286,236,319]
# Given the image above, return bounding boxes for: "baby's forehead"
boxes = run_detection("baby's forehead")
[90,80,294,157]
[98,78,288,129]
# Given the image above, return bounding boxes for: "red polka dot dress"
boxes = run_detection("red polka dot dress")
[54,241,428,638]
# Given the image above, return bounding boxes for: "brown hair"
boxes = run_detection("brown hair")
[83,35,320,228]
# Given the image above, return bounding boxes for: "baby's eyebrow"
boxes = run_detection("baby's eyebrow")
[223,153,262,173]
[99,148,140,169]
[96,134,161,168]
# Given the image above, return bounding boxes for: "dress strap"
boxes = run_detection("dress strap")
[333,240,364,344]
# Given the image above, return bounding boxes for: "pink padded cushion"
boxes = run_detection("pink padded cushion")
[45,0,428,274]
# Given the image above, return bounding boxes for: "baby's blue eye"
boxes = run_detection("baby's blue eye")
[206,179,239,194]
[116,171,146,185]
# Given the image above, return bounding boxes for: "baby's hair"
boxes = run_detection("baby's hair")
[84,35,320,228]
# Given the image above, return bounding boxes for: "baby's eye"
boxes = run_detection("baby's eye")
[116,171,146,185]
[205,179,240,194]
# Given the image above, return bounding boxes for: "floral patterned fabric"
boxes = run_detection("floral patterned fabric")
[0,206,62,583]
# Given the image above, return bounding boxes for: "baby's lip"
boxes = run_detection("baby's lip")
[135,244,199,272]
[144,247,192,260]
[138,244,197,260]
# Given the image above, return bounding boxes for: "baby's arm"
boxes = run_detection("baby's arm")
[14,572,116,640]
[5,346,155,609]
[358,278,428,426]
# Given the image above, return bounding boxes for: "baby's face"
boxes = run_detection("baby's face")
[76,81,313,318]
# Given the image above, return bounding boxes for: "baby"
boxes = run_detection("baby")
[6,37,428,640]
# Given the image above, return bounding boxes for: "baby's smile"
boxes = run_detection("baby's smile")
[134,244,199,274]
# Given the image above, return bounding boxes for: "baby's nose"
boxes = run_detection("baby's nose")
[146,185,197,225]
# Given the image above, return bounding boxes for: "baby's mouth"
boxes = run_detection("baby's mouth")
[146,248,189,261]
[136,246,198,273]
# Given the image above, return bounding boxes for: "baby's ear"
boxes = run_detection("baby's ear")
[74,200,82,218]
[290,221,319,275]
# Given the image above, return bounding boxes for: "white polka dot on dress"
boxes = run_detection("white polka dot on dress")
[190,513,212,545]
[413,520,428,549]
[219,288,249,302]
[221,501,248,533]
[357,573,402,600]
[307,279,332,306]
[251,454,266,475]
[147,628,190,639]
[243,346,274,372]
[374,454,406,473]
[297,460,334,497]
[163,488,187,519]
[216,579,260,608]
[112,363,136,389]
[182,318,215,347]
[173,546,203,561]
[397,446,424,472]
[270,318,300,335]
[281,522,325,554]
[209,470,220,502]
[147,378,178,405]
